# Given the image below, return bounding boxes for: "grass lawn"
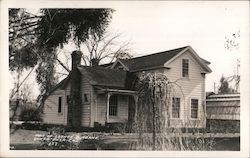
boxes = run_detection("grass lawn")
[10,129,240,150]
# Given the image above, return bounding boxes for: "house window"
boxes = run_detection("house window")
[191,99,198,118]
[182,59,189,77]
[67,95,70,104]
[109,95,118,116]
[83,93,90,104]
[172,97,180,118]
[58,97,62,113]
[117,65,125,70]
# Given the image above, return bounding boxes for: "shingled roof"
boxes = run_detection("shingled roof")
[113,46,188,72]
[112,46,211,73]
[77,66,128,88]
[47,65,134,95]
[48,46,211,95]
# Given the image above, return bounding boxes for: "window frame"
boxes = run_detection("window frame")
[190,99,199,119]
[109,95,118,116]
[182,59,189,78]
[66,95,70,104]
[83,93,90,104]
[58,96,62,113]
[171,97,181,119]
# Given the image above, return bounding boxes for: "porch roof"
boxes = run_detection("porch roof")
[94,86,137,95]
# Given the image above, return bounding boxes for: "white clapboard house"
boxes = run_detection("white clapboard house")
[43,46,212,128]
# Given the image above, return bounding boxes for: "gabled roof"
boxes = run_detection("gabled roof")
[48,46,212,96]
[111,46,212,73]
[111,46,188,72]
[46,75,70,95]
[77,66,128,88]
[46,65,135,97]
[206,93,240,101]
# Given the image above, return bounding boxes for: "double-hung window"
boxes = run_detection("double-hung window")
[182,59,189,78]
[109,95,118,116]
[58,96,62,113]
[83,93,90,104]
[172,97,180,118]
[191,99,198,118]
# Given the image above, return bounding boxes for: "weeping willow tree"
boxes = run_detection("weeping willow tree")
[131,72,215,151]
[132,72,172,150]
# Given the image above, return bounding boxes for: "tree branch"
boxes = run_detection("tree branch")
[56,58,70,72]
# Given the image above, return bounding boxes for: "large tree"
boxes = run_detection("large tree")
[81,31,132,66]
[132,72,214,150]
[218,75,234,94]
[9,8,114,105]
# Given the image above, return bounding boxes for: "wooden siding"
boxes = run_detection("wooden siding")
[43,49,207,129]
[45,69,92,127]
[95,93,106,125]
[43,90,67,125]
[206,94,240,120]
[65,70,92,127]
[163,50,206,128]
[80,73,91,127]
[94,94,129,125]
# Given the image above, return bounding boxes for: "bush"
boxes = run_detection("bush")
[18,122,131,133]
[19,108,42,122]
[206,120,240,133]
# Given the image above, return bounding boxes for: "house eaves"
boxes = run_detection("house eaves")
[164,46,212,74]
[111,46,188,72]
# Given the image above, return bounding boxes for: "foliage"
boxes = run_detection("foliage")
[9,8,114,71]
[218,75,234,94]
[19,108,42,121]
[35,49,59,105]
[9,8,114,107]
[206,120,240,133]
[9,82,36,123]
[132,72,215,150]
[133,72,172,150]
[80,31,132,66]
[36,9,114,49]
[9,9,39,71]
[224,29,240,51]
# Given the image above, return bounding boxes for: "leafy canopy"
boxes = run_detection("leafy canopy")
[9,8,114,105]
[9,8,114,71]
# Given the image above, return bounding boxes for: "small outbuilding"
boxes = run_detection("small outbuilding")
[206,93,240,133]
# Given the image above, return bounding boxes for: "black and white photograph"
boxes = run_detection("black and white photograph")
[0,0,249,157]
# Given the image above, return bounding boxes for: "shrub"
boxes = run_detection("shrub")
[19,108,41,122]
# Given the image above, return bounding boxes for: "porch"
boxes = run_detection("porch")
[95,86,138,125]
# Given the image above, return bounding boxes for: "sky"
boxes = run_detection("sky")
[7,1,249,99]
[107,1,248,92]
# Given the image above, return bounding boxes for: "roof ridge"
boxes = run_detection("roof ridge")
[121,46,189,61]
[78,65,127,72]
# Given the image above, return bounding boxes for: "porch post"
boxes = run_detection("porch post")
[133,95,138,121]
[106,93,111,123]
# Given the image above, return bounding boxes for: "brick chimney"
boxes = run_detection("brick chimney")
[90,58,100,67]
[71,51,82,69]
[68,51,82,127]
